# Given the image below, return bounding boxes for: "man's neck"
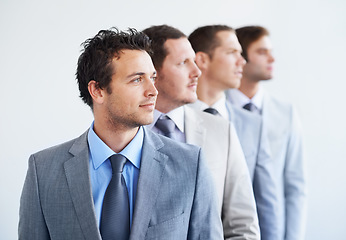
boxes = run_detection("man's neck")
[93,118,138,153]
[238,77,260,99]
[155,95,183,114]
[196,78,223,106]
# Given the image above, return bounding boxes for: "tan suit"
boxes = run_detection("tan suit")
[149,106,260,240]
[184,106,259,240]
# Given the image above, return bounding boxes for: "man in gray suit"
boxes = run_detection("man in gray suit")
[226,26,307,240]
[19,28,224,240]
[143,25,260,240]
[188,25,280,240]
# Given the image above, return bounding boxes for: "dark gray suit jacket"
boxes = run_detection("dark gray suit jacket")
[19,127,223,240]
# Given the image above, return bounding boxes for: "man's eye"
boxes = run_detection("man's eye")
[227,50,238,55]
[151,76,157,82]
[133,77,142,83]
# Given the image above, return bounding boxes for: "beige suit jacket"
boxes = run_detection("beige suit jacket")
[183,106,260,240]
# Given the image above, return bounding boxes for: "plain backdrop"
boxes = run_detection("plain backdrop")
[1,0,346,239]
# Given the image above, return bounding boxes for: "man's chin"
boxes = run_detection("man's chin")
[262,76,273,81]
[184,95,198,104]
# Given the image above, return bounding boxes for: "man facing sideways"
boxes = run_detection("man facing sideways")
[226,26,307,240]
[188,25,280,240]
[143,25,260,240]
[19,28,224,240]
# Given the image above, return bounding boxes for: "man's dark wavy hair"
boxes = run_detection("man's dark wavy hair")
[76,27,152,108]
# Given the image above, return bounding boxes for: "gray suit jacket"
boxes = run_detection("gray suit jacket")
[19,127,223,240]
[226,101,280,240]
[183,106,260,240]
[226,90,307,240]
[261,94,307,240]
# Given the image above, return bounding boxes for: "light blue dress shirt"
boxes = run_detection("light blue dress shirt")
[227,88,264,115]
[87,123,143,228]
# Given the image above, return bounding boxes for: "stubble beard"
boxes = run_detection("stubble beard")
[106,107,153,132]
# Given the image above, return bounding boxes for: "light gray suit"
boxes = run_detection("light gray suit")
[260,94,307,240]
[227,90,307,240]
[149,106,260,240]
[19,127,223,240]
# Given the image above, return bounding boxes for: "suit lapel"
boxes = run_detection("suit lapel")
[260,94,273,157]
[130,128,168,239]
[64,131,101,240]
[184,105,206,148]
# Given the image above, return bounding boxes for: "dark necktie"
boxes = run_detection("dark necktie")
[100,154,130,240]
[155,117,177,139]
[243,102,257,112]
[203,107,220,115]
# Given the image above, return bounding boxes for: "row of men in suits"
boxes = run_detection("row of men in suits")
[144,25,306,240]
[19,24,306,240]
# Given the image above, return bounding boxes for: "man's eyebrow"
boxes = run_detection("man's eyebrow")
[256,48,269,51]
[126,72,145,78]
[224,47,239,51]
[126,71,157,78]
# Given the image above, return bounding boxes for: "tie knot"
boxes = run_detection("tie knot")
[204,107,219,115]
[243,102,257,112]
[155,117,176,136]
[109,154,127,173]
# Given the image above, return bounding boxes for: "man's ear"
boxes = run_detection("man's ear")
[195,51,210,70]
[88,80,105,105]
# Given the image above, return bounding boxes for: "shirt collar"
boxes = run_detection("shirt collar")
[210,94,229,119]
[88,122,143,170]
[149,107,185,133]
[228,87,264,112]
[192,94,229,119]
[251,86,264,111]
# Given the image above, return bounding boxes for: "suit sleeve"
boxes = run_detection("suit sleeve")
[19,155,50,240]
[187,148,224,240]
[253,124,281,240]
[222,123,260,240]
[284,107,307,240]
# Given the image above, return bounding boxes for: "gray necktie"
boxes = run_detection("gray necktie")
[155,117,177,140]
[243,102,257,112]
[100,154,130,240]
[203,107,220,115]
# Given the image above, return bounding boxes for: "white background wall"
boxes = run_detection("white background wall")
[1,0,345,239]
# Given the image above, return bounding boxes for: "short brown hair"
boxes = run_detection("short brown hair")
[189,25,234,58]
[236,26,269,60]
[143,25,186,71]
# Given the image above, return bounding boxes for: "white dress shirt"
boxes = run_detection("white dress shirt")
[147,106,186,143]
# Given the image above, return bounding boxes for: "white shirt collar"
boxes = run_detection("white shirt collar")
[150,106,185,133]
[189,94,229,119]
[251,87,264,111]
[210,94,229,119]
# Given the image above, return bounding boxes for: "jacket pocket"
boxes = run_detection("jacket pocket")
[146,211,186,239]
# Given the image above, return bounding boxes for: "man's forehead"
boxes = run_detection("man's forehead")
[165,38,195,57]
[217,32,242,49]
[250,36,272,49]
[111,50,154,73]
